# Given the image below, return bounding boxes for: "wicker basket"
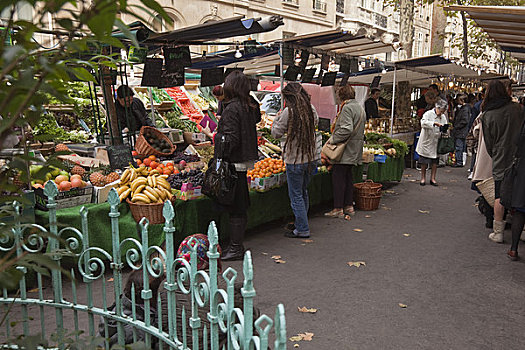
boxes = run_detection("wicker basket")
[356,194,382,211]
[135,126,176,157]
[476,177,495,208]
[126,198,166,224]
[354,180,382,196]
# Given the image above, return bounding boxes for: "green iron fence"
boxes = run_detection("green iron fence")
[0,182,287,349]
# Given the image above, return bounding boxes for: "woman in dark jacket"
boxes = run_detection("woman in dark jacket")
[452,94,470,167]
[481,80,524,243]
[504,120,525,260]
[213,71,261,261]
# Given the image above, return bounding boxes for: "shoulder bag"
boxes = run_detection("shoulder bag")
[202,136,238,206]
[322,105,364,163]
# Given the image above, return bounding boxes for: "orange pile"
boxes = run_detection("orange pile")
[248,158,285,179]
[135,155,179,176]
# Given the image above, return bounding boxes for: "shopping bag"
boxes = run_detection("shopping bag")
[437,135,455,155]
[202,136,238,205]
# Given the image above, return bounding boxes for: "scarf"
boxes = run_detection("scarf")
[331,100,351,133]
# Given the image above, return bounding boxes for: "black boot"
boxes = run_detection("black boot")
[221,216,247,261]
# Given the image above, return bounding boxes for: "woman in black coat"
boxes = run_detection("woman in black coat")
[504,119,525,260]
[213,71,261,261]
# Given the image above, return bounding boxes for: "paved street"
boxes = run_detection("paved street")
[225,166,525,350]
[6,166,525,349]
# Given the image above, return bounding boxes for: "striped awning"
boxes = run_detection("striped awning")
[445,5,525,62]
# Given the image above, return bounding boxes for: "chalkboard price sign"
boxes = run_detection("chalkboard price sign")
[301,68,316,83]
[164,46,191,72]
[159,67,185,88]
[243,40,257,55]
[201,67,224,87]
[224,67,244,79]
[340,73,350,86]
[339,58,350,74]
[371,75,382,88]
[107,145,136,170]
[141,58,163,87]
[284,65,300,81]
[321,72,337,86]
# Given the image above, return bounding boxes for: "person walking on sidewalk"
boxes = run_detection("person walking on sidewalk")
[214,71,261,260]
[416,99,448,186]
[481,80,524,243]
[272,83,319,238]
[452,94,470,167]
[324,85,365,219]
[502,120,525,260]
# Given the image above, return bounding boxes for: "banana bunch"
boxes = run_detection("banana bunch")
[117,167,172,203]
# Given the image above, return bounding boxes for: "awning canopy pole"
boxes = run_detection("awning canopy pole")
[280,41,284,111]
[390,66,397,137]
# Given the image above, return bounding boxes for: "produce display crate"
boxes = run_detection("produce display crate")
[250,175,278,192]
[35,185,94,211]
[126,198,165,224]
[92,179,120,204]
[362,152,375,163]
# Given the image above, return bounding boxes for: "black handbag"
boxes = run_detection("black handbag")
[202,136,238,206]
[437,133,455,155]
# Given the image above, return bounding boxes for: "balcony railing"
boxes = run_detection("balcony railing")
[282,0,299,5]
[313,0,327,12]
[336,0,345,13]
[375,13,388,28]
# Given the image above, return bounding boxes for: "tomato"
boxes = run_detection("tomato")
[150,161,158,169]
[148,155,156,161]
[132,150,138,156]
[166,162,174,167]
[136,159,142,165]
[143,158,152,167]
[163,169,171,175]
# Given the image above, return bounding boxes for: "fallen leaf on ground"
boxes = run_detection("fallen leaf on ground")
[418,210,430,214]
[398,303,408,308]
[404,174,413,177]
[289,336,303,342]
[28,288,39,293]
[301,239,314,243]
[298,306,317,313]
[262,252,268,255]
[403,233,411,237]
[365,215,371,218]
[442,186,448,190]
[107,278,114,282]
[445,170,452,173]
[275,259,286,264]
[300,332,314,341]
[347,261,366,267]
[410,179,417,182]
[382,206,392,210]
[385,190,396,194]
[353,228,363,232]
[450,179,457,183]
[271,255,281,260]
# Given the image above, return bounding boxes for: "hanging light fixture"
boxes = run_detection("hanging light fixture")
[235,45,242,59]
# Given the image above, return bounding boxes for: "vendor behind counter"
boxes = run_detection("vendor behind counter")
[115,85,154,134]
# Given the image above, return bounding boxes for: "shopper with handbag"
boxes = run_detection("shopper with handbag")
[323,85,365,219]
[416,99,448,186]
[451,94,471,167]
[212,71,260,261]
[271,83,319,238]
[481,80,524,243]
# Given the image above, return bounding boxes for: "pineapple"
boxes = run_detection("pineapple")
[106,172,119,184]
[55,143,70,152]
[12,172,26,189]
[89,172,107,187]
[71,165,86,177]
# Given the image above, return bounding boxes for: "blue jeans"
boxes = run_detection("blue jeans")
[455,138,466,166]
[286,162,316,234]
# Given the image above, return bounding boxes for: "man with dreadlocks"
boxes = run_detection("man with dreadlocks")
[271,83,319,238]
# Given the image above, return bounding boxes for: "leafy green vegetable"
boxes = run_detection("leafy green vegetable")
[392,139,409,158]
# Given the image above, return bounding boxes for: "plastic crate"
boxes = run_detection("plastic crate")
[374,154,387,163]
[35,185,94,211]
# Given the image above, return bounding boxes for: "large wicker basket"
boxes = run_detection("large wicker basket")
[135,126,176,157]
[354,180,382,211]
[126,198,166,224]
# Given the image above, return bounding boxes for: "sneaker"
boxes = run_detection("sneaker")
[284,231,310,238]
[467,172,473,180]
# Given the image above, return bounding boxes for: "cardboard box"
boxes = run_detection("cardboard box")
[250,176,278,192]
[92,180,120,204]
[35,185,94,211]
